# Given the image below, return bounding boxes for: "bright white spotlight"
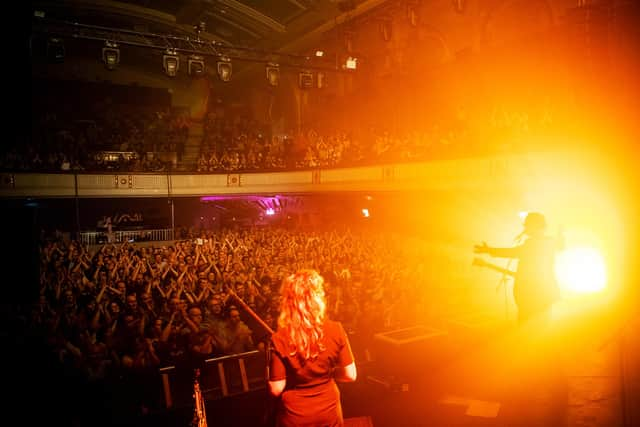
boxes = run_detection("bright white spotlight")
[265,208,275,216]
[345,56,357,70]
[555,247,607,293]
[362,208,370,218]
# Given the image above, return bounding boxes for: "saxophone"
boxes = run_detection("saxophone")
[192,368,208,427]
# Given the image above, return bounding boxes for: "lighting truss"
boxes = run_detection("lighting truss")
[31,17,342,72]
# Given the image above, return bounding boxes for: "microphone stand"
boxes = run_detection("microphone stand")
[225,287,277,427]
[499,232,525,322]
[226,287,274,335]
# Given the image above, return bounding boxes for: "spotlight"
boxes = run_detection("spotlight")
[102,41,119,70]
[46,37,65,63]
[344,56,358,70]
[298,71,313,89]
[217,57,232,82]
[315,50,324,57]
[163,49,179,77]
[188,55,205,77]
[266,63,279,86]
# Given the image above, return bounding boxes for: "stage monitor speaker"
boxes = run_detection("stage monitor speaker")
[442,312,504,350]
[371,325,449,379]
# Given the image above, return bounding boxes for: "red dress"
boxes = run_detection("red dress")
[269,320,354,427]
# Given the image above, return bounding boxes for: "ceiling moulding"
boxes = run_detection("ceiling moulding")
[204,10,263,39]
[57,0,177,24]
[279,0,388,54]
[218,0,286,33]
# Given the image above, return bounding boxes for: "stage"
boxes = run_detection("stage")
[100,310,638,427]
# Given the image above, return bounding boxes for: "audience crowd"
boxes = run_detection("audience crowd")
[191,103,551,172]
[9,99,556,173]
[7,102,188,172]
[20,225,432,419]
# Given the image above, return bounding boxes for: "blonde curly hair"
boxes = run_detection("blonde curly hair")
[277,269,327,361]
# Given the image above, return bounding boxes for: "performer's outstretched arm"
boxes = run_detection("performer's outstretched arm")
[474,241,524,258]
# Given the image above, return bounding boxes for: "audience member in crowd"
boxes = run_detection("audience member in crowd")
[221,306,254,355]
[27,224,442,418]
[9,96,556,173]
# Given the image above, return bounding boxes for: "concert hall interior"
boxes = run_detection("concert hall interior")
[5,0,640,426]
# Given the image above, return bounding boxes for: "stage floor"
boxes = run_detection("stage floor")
[23,310,638,427]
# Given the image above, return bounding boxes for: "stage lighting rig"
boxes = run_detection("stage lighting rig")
[266,63,280,86]
[344,56,358,70]
[163,48,179,77]
[188,55,205,77]
[217,56,232,82]
[102,41,119,70]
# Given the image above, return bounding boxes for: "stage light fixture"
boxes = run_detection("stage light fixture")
[46,37,65,63]
[188,55,205,77]
[299,71,313,89]
[266,63,279,86]
[345,56,358,70]
[217,57,232,81]
[315,50,324,57]
[102,41,120,70]
[163,49,179,77]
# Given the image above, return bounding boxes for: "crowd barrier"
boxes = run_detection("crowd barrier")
[158,350,267,409]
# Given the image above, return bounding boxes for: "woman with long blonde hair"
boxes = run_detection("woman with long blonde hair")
[268,269,357,427]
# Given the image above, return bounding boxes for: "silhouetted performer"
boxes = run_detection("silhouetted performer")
[268,269,357,427]
[474,212,563,324]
